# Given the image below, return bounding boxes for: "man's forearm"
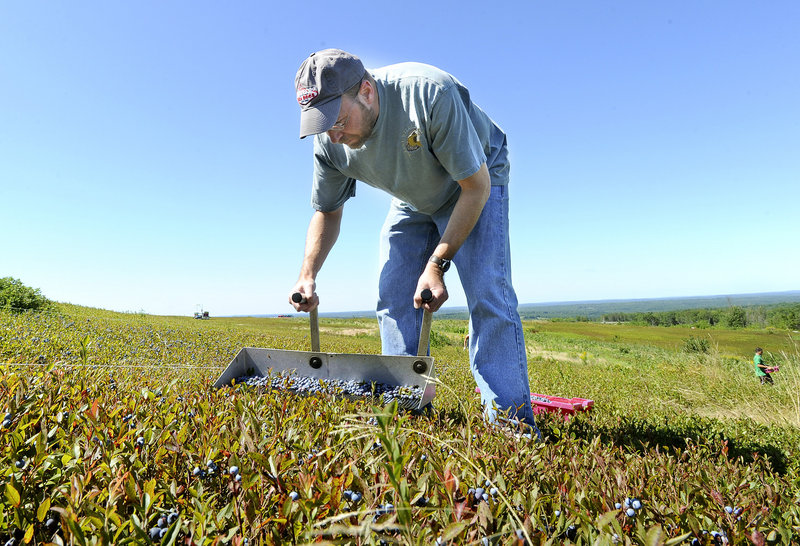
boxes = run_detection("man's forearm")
[432,163,491,260]
[300,207,343,280]
[414,163,491,312]
[290,207,343,312]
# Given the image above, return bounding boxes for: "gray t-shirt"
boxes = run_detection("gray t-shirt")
[311,62,509,215]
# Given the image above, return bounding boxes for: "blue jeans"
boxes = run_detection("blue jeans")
[376,185,537,430]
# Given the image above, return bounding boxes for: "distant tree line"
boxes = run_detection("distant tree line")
[602,304,800,330]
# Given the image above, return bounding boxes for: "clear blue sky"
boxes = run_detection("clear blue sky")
[2,2,798,316]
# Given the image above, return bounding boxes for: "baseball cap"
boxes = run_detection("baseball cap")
[295,49,366,138]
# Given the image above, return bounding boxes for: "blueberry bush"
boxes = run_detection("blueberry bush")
[1,305,799,545]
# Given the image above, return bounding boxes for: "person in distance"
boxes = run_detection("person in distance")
[754,347,774,385]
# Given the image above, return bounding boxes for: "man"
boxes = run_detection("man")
[754,347,773,384]
[289,49,538,434]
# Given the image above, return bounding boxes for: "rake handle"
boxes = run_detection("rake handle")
[292,292,320,352]
[417,289,434,357]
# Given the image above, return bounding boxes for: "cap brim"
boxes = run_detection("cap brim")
[299,96,342,139]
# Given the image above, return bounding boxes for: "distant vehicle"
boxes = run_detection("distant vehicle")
[194,305,210,319]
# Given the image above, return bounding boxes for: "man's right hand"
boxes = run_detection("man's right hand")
[289,280,318,312]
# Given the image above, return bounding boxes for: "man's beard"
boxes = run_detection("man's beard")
[345,100,379,149]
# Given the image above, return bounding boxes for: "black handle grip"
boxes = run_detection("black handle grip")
[420,288,433,303]
[291,292,305,304]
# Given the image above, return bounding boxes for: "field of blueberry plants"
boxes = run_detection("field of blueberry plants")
[2,303,800,545]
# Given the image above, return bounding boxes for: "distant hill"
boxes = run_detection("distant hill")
[271,290,800,320]
[513,290,800,320]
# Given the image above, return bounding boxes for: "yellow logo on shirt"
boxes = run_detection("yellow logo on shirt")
[406,128,421,152]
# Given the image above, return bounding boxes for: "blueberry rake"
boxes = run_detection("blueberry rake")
[213,291,437,410]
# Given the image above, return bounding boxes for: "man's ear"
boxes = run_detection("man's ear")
[360,79,376,105]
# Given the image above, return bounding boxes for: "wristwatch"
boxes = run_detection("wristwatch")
[428,255,451,272]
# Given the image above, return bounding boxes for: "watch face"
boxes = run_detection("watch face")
[430,255,450,272]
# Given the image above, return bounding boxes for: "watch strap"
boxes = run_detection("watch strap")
[428,255,451,272]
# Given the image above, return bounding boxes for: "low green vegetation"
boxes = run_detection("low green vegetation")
[0,277,52,313]
[601,304,800,330]
[511,292,800,323]
[1,303,799,544]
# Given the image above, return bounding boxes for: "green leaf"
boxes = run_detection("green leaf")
[269,455,279,479]
[128,514,152,544]
[65,515,88,546]
[124,473,138,504]
[686,513,701,535]
[596,509,618,530]
[217,501,234,523]
[37,497,51,521]
[442,522,467,541]
[5,483,21,508]
[143,478,156,498]
[665,533,693,546]
[645,525,664,546]
[161,517,182,546]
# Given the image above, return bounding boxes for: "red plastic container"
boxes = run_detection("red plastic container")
[529,393,594,419]
[475,388,594,420]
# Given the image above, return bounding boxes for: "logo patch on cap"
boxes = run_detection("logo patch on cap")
[297,86,319,106]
